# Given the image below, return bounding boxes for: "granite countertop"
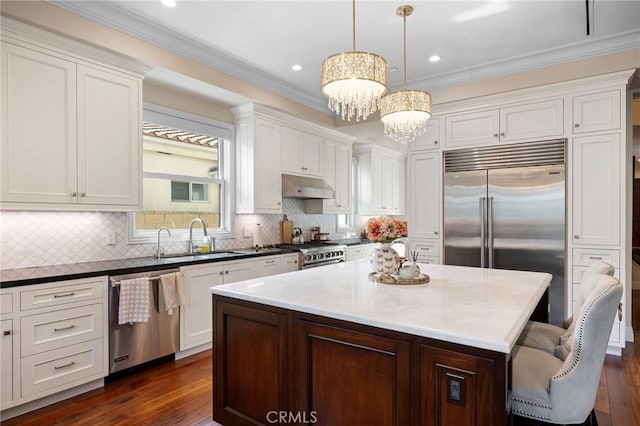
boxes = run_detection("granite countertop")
[211,259,551,353]
[0,248,294,288]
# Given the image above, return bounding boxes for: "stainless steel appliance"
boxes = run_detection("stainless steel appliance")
[443,140,566,325]
[277,242,346,268]
[108,269,180,374]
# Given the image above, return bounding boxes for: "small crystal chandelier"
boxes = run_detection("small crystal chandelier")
[379,5,432,143]
[321,0,388,122]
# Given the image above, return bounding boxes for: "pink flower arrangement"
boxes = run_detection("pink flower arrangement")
[365,216,408,243]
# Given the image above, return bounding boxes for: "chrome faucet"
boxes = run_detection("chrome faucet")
[156,227,171,259]
[188,218,208,254]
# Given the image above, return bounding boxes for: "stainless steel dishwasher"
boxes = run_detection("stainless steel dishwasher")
[108,268,180,374]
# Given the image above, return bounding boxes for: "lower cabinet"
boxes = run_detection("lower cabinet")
[409,240,441,264]
[345,243,376,262]
[0,276,108,412]
[212,297,508,426]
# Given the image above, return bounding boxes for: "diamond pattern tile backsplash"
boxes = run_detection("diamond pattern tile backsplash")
[0,199,367,270]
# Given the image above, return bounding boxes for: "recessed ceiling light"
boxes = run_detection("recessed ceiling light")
[429,55,441,63]
[291,64,302,71]
[161,0,176,8]
[390,66,399,72]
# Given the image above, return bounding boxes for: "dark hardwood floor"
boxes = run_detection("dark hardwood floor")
[3,292,640,426]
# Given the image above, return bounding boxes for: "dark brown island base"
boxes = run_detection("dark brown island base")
[211,261,550,426]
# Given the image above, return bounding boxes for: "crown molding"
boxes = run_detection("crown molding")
[50,0,327,112]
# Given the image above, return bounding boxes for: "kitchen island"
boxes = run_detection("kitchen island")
[211,259,550,426]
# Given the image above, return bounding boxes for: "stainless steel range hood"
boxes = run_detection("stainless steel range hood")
[282,174,334,199]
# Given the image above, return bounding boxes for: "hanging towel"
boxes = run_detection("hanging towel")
[159,272,186,315]
[118,277,150,324]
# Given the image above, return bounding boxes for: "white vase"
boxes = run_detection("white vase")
[369,243,401,275]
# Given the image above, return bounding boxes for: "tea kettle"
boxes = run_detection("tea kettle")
[292,227,304,244]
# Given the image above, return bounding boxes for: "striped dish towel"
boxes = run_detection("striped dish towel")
[118,277,150,324]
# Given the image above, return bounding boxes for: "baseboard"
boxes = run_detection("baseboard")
[606,345,622,356]
[175,342,212,360]
[625,325,634,342]
[0,379,104,420]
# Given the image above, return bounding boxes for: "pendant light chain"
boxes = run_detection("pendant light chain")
[403,9,407,90]
[352,0,356,51]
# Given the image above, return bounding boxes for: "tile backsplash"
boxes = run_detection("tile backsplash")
[0,199,362,270]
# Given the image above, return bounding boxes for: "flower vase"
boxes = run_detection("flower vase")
[369,243,401,276]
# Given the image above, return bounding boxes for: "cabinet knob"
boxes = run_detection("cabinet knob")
[434,231,439,235]
[434,140,438,145]
[493,133,499,138]
[80,193,86,197]
[225,270,229,275]
[500,132,505,137]
[219,271,224,276]
[574,235,580,239]
[71,192,77,197]
[574,123,580,128]
[3,330,10,336]
[277,202,281,205]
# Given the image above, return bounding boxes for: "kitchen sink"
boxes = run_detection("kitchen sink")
[156,251,245,262]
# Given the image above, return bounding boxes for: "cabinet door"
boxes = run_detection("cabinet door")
[294,320,411,426]
[411,118,440,151]
[1,42,77,204]
[409,153,441,239]
[77,65,140,206]
[445,110,499,149]
[180,264,224,350]
[254,118,283,213]
[256,257,280,277]
[282,127,323,177]
[392,159,405,215]
[323,140,352,213]
[224,260,259,283]
[301,133,323,177]
[1,319,13,407]
[370,153,386,213]
[572,133,620,246]
[573,90,620,133]
[499,99,564,142]
[279,254,300,273]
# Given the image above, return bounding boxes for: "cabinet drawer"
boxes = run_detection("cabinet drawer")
[410,241,441,257]
[20,277,106,311]
[1,293,12,314]
[572,265,620,285]
[417,254,440,265]
[21,338,104,398]
[572,249,620,268]
[21,303,103,357]
[347,245,375,261]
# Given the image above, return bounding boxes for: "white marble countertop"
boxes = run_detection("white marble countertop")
[210,259,551,353]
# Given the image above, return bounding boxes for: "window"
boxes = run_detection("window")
[127,103,235,243]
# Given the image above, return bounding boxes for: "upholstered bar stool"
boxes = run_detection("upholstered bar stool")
[516,261,614,359]
[511,274,622,424]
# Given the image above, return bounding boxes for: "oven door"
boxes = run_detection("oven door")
[302,258,345,269]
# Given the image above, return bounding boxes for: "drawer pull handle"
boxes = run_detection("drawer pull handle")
[574,235,580,239]
[3,330,10,336]
[54,292,75,298]
[618,303,622,321]
[266,260,275,264]
[54,361,76,370]
[588,256,603,260]
[54,324,76,332]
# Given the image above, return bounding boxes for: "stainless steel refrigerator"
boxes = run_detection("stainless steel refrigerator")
[443,140,566,325]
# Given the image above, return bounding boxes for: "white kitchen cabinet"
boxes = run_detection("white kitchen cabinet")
[1,319,13,407]
[234,113,283,214]
[0,276,108,411]
[345,244,376,262]
[319,139,353,214]
[355,144,406,216]
[572,133,620,246]
[408,240,441,264]
[278,253,300,273]
[281,126,323,177]
[180,260,258,350]
[572,90,620,134]
[256,253,300,276]
[408,152,441,240]
[410,118,440,152]
[0,41,143,209]
[444,99,563,149]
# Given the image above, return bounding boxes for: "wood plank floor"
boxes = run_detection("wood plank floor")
[3,292,640,425]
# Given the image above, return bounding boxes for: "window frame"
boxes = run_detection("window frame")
[127,102,235,244]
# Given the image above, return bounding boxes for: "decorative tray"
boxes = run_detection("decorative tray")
[369,272,430,285]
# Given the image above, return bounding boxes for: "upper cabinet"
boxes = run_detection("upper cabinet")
[572,90,620,134]
[233,103,354,215]
[408,152,440,240]
[445,99,563,149]
[282,126,323,178]
[410,118,440,152]
[0,19,147,211]
[355,144,405,216]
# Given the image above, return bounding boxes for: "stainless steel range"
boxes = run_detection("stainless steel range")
[277,242,346,269]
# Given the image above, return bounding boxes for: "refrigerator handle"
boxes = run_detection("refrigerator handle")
[480,197,486,268]
[488,197,494,269]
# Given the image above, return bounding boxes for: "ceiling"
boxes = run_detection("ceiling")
[54,0,640,115]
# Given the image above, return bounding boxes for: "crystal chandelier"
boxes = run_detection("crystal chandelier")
[379,5,432,143]
[321,0,388,122]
